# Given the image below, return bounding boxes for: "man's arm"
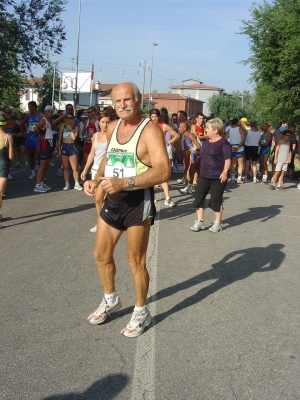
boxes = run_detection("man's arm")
[163,123,179,145]
[34,119,46,136]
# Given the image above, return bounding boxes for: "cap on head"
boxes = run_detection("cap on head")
[240,117,248,123]
[44,105,53,112]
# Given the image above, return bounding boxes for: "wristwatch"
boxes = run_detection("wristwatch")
[128,177,135,188]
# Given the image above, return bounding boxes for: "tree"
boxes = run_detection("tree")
[0,0,66,102]
[33,61,63,111]
[240,0,300,125]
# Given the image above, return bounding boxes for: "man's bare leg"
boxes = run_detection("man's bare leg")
[126,219,151,307]
[93,217,123,294]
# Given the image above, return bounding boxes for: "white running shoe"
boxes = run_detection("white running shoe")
[209,221,223,232]
[164,197,176,207]
[74,182,83,191]
[63,182,70,191]
[28,172,36,180]
[42,183,51,191]
[180,185,193,194]
[88,296,122,325]
[34,184,47,193]
[121,307,152,338]
[190,220,205,232]
[90,225,97,233]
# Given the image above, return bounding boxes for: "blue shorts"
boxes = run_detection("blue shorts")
[61,143,78,157]
[259,147,271,157]
[231,151,244,158]
[26,134,40,149]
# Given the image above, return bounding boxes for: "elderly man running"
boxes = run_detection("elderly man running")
[84,82,170,337]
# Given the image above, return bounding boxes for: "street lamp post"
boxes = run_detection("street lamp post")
[74,0,81,110]
[148,43,158,110]
[140,60,147,110]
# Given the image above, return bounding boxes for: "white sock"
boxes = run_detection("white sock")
[263,175,267,180]
[134,305,147,314]
[187,183,192,189]
[166,196,170,200]
[104,292,117,304]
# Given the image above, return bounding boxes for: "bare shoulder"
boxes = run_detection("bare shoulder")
[142,120,164,141]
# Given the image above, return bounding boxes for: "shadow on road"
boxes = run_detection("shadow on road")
[42,373,129,400]
[222,204,283,228]
[2,203,94,228]
[150,243,284,326]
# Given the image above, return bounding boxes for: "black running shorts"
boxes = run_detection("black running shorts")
[100,187,156,231]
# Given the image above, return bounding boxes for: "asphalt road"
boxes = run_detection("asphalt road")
[1,164,300,400]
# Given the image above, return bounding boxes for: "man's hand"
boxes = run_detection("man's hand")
[99,177,126,194]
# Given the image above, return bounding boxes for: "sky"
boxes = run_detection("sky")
[33,0,263,95]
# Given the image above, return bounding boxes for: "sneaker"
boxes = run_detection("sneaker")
[237,177,243,184]
[262,178,268,184]
[74,182,83,191]
[297,183,300,190]
[177,176,187,185]
[121,307,152,338]
[190,220,205,232]
[49,162,55,167]
[253,178,258,183]
[34,184,47,193]
[42,183,51,191]
[56,169,63,177]
[90,225,97,233]
[276,186,283,191]
[8,174,13,180]
[180,185,193,194]
[63,182,70,191]
[28,172,36,180]
[269,184,276,190]
[164,197,176,207]
[13,162,20,168]
[88,296,122,325]
[209,221,223,232]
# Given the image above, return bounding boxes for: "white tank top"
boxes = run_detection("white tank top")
[105,118,150,190]
[92,132,107,169]
[228,126,244,152]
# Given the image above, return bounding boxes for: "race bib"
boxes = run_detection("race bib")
[28,122,37,133]
[105,152,136,178]
[63,129,71,139]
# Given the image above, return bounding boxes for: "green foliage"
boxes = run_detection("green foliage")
[208,91,256,120]
[0,0,66,101]
[33,61,63,111]
[240,0,300,125]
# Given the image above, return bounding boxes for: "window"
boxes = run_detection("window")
[25,90,31,100]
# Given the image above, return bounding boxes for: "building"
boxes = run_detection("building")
[144,93,204,116]
[171,79,224,116]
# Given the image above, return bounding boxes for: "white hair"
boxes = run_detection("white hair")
[111,82,141,102]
